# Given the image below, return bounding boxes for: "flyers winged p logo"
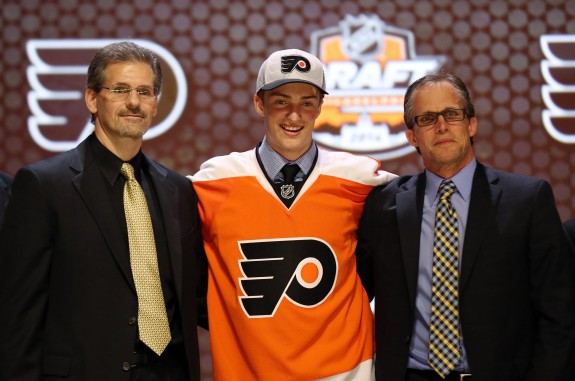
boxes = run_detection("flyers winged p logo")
[26,39,188,152]
[540,34,575,144]
[281,55,311,73]
[238,238,338,318]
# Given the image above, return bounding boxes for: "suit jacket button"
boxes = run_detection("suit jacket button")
[122,362,131,371]
[128,316,137,325]
[404,336,411,344]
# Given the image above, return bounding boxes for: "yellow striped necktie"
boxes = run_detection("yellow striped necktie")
[121,163,171,355]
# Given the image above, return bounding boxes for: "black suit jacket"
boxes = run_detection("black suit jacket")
[564,219,575,250]
[357,163,575,381]
[0,172,13,222]
[0,137,205,381]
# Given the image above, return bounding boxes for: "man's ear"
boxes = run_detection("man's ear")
[253,94,265,117]
[405,128,418,148]
[468,116,478,138]
[85,88,98,114]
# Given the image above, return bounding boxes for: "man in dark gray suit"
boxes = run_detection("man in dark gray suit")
[357,72,575,381]
[0,41,205,381]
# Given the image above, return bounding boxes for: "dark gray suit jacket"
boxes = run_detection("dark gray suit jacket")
[357,162,575,381]
[0,136,205,381]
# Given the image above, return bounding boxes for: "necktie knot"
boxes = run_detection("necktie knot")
[121,163,136,181]
[281,164,300,185]
[438,179,456,200]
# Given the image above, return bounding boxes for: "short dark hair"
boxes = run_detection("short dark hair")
[87,41,162,124]
[403,71,475,130]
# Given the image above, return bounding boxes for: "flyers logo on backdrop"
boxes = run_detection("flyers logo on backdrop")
[26,39,187,152]
[540,34,575,144]
[238,238,337,318]
[310,14,446,160]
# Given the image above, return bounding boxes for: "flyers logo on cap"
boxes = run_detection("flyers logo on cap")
[540,34,575,144]
[238,238,338,318]
[310,14,446,160]
[281,55,311,73]
[26,39,187,152]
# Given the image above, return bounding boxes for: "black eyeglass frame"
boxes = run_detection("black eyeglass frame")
[413,108,467,128]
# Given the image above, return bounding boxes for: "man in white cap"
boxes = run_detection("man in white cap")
[190,48,396,380]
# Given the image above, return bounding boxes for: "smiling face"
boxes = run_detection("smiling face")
[405,81,477,178]
[85,61,158,151]
[254,82,323,161]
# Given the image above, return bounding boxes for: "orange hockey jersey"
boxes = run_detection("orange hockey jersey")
[191,148,396,381]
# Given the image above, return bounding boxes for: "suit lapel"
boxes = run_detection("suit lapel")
[460,164,501,293]
[70,142,184,299]
[71,141,136,291]
[147,158,183,305]
[397,174,426,305]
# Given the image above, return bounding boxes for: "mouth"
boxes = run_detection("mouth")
[121,113,145,119]
[435,139,454,146]
[281,124,304,133]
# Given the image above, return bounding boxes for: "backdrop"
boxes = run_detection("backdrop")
[2,1,575,379]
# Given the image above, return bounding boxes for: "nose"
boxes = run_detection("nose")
[435,114,450,132]
[125,89,141,106]
[286,105,301,120]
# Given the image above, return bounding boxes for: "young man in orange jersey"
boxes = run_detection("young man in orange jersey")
[190,49,396,380]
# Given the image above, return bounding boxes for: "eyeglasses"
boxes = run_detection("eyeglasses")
[98,85,159,100]
[413,108,466,128]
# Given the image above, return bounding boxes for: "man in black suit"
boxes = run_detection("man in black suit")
[357,72,575,381]
[0,172,12,222]
[0,41,205,381]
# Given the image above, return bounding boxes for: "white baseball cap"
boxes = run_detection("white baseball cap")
[255,48,328,94]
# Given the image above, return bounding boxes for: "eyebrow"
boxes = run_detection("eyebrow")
[108,81,154,87]
[268,91,319,101]
[420,106,462,113]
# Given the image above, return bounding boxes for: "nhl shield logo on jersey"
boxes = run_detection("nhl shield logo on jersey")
[238,238,338,318]
[280,184,295,199]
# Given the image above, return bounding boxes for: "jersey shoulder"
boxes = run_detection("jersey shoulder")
[189,150,256,182]
[318,149,397,186]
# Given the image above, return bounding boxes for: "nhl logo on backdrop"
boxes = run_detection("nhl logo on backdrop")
[310,14,446,160]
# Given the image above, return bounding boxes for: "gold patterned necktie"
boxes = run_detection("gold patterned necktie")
[121,163,171,355]
[428,179,460,378]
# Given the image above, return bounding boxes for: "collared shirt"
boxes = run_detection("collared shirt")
[407,158,477,372]
[257,136,317,183]
[87,133,183,347]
